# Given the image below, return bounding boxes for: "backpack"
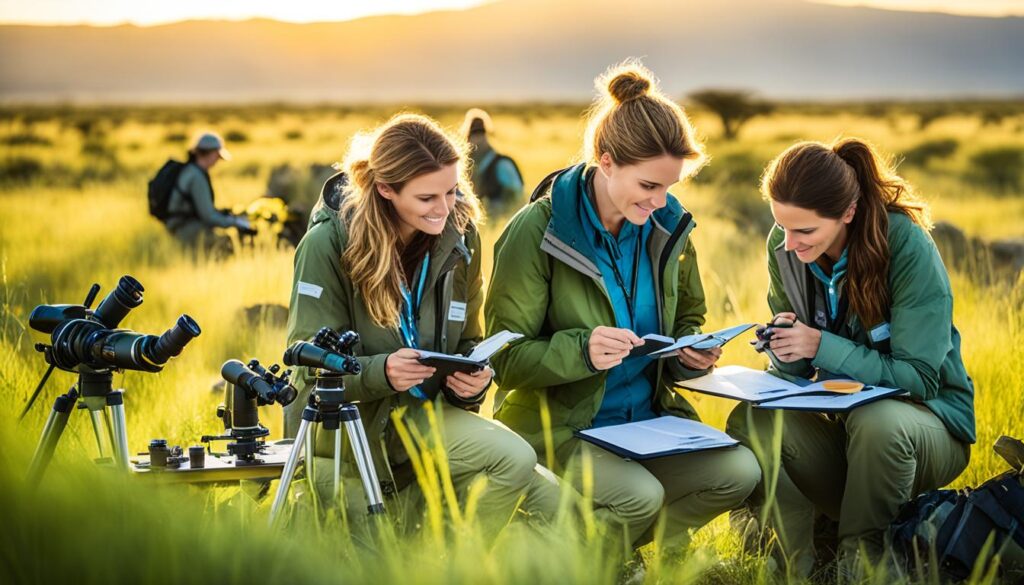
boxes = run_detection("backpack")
[147,159,187,221]
[528,167,569,203]
[890,435,1024,581]
[477,153,523,202]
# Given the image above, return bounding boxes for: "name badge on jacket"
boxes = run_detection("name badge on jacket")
[870,322,892,343]
[448,301,467,322]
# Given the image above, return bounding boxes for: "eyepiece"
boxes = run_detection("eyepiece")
[92,275,144,328]
[147,314,201,365]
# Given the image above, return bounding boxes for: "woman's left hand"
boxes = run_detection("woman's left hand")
[767,319,822,362]
[676,346,722,370]
[446,367,493,399]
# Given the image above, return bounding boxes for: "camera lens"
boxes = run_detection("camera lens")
[93,275,144,328]
[147,314,201,364]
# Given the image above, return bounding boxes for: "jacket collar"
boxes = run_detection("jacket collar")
[546,163,688,260]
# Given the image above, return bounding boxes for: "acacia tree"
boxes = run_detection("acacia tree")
[688,90,774,140]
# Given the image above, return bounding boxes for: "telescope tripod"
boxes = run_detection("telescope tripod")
[269,374,385,525]
[27,369,131,485]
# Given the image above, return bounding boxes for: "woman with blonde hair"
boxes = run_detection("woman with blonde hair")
[485,63,761,558]
[285,113,557,537]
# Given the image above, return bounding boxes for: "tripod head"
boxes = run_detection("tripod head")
[282,327,361,378]
[283,327,361,410]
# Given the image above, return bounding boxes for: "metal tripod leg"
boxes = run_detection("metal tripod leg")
[334,428,343,501]
[27,388,78,486]
[340,405,385,514]
[269,418,311,526]
[106,391,130,472]
[88,409,110,460]
[305,423,316,497]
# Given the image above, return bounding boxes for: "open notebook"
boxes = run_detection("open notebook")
[416,330,524,379]
[676,365,906,412]
[576,416,739,460]
[628,323,756,358]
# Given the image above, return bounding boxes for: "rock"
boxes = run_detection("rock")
[239,303,290,329]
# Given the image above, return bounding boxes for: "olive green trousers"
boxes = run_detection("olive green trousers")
[727,399,970,572]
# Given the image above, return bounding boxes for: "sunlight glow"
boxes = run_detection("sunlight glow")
[0,0,491,26]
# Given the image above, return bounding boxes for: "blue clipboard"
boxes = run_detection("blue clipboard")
[575,416,739,460]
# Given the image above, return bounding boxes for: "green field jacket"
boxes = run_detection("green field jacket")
[766,211,976,444]
[284,206,485,487]
[486,164,712,464]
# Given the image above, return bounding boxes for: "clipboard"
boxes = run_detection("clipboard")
[575,416,739,460]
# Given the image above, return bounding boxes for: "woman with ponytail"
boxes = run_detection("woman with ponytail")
[728,138,975,574]
[285,114,557,538]
[485,62,761,558]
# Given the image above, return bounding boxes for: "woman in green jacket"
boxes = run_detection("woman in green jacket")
[728,138,975,575]
[485,63,761,554]
[285,114,557,538]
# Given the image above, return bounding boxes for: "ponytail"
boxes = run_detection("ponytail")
[763,138,931,327]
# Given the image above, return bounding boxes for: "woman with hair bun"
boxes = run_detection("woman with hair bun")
[727,138,975,575]
[286,113,558,539]
[485,62,761,556]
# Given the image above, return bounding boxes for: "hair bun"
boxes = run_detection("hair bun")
[607,70,651,104]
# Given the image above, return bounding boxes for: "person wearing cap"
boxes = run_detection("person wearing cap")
[462,109,524,214]
[164,132,254,251]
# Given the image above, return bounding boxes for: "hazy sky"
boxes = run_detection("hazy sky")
[0,0,1020,25]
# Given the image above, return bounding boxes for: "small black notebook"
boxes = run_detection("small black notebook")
[416,330,524,379]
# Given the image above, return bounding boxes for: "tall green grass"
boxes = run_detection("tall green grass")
[1,104,1022,584]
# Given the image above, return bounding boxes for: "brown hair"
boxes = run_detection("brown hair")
[341,113,482,329]
[583,60,706,177]
[761,137,931,326]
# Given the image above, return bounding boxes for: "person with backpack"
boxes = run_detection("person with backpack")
[153,132,254,252]
[484,62,761,565]
[463,109,523,214]
[726,138,976,578]
[286,114,559,539]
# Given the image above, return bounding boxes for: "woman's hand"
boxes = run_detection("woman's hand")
[676,346,722,370]
[386,348,436,391]
[766,312,822,362]
[446,367,493,399]
[587,326,642,370]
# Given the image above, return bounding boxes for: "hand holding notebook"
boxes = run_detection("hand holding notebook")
[415,330,524,380]
[628,323,756,358]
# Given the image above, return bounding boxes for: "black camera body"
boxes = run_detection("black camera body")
[29,275,201,375]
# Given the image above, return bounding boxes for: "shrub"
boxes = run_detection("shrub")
[968,147,1024,192]
[1,132,53,147]
[0,156,44,184]
[901,138,959,167]
[164,131,188,143]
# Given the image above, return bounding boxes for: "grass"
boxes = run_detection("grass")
[1,103,1022,584]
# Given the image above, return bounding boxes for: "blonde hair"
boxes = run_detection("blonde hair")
[340,113,482,329]
[583,60,706,178]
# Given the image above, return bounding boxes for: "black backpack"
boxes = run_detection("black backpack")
[890,435,1024,581]
[477,153,523,202]
[147,159,187,221]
